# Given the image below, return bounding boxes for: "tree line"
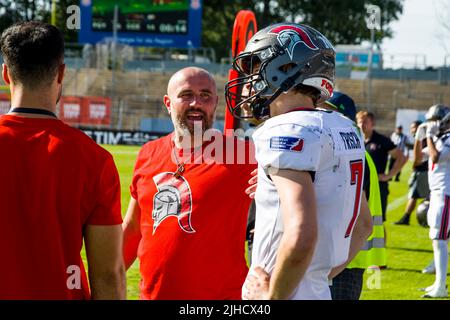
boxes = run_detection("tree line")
[0,0,403,61]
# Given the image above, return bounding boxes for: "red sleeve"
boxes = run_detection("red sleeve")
[130,169,139,201]
[130,144,150,200]
[86,153,122,225]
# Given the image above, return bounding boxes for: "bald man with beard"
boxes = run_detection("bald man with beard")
[122,67,257,300]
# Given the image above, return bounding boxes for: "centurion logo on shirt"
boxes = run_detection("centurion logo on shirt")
[270,136,304,152]
[151,172,195,235]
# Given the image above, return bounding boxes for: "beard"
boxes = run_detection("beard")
[174,108,215,135]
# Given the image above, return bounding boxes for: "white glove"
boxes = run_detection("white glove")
[415,123,427,140]
[426,121,440,138]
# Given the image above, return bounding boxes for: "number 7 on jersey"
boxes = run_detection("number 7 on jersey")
[345,159,364,238]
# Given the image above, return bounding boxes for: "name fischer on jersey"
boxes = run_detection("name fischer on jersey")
[339,131,362,150]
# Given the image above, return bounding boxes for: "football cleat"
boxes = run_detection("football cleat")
[422,260,436,274]
[422,287,448,298]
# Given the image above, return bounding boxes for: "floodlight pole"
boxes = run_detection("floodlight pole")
[367,27,375,111]
[443,54,450,85]
[365,4,380,112]
[112,5,119,129]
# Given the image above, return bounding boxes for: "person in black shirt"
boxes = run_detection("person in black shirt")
[356,111,407,221]
[395,121,430,225]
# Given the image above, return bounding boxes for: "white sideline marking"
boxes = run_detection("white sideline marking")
[388,194,409,212]
[113,150,139,155]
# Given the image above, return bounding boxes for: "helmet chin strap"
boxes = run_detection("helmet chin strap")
[252,68,303,119]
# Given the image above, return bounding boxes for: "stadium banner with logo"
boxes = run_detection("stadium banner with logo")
[59,96,111,127]
[79,0,202,48]
[0,93,10,115]
[59,96,83,124]
[81,96,111,126]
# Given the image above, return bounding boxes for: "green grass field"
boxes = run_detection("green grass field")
[100,145,448,300]
[102,145,141,299]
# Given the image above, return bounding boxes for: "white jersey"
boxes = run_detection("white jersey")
[428,132,450,195]
[250,109,365,300]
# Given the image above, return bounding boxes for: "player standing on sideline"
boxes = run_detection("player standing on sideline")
[0,21,125,299]
[395,121,430,226]
[389,125,408,181]
[226,23,370,300]
[122,67,256,299]
[415,106,450,298]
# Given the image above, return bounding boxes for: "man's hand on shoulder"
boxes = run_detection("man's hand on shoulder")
[242,267,271,300]
[245,168,258,199]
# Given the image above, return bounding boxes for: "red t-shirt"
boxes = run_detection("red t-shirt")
[0,115,122,299]
[130,133,256,300]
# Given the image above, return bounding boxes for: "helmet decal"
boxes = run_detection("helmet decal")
[269,25,319,60]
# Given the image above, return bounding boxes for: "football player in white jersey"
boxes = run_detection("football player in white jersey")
[416,105,450,298]
[225,23,371,300]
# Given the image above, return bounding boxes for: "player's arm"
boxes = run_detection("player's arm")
[379,147,406,181]
[412,139,424,167]
[425,121,444,163]
[85,224,126,300]
[84,154,126,300]
[255,169,317,300]
[267,169,317,299]
[426,137,440,163]
[328,194,372,279]
[413,122,431,167]
[122,197,142,270]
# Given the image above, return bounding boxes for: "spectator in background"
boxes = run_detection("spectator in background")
[356,111,407,222]
[389,125,408,181]
[0,21,125,299]
[395,121,430,226]
[405,122,419,151]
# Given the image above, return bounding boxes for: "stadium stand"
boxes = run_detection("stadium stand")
[60,66,450,134]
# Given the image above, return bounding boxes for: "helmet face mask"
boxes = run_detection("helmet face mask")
[225,23,336,121]
[226,44,300,121]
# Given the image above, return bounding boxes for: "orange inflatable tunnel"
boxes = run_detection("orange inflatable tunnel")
[224,10,258,134]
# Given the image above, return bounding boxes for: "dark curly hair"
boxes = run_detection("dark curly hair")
[0,21,64,89]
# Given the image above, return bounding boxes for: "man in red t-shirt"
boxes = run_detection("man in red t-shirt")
[0,21,125,299]
[123,67,256,299]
